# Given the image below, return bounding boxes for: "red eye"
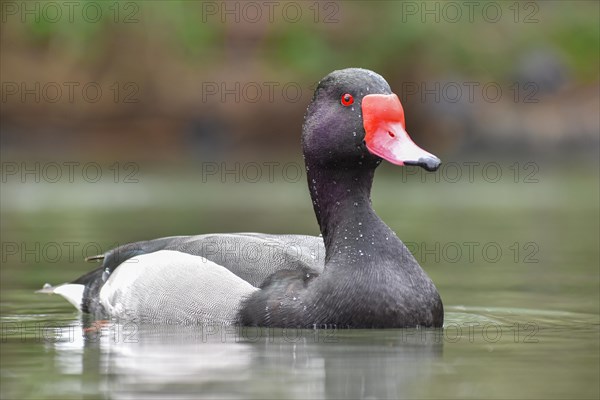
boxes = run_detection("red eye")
[341,93,354,106]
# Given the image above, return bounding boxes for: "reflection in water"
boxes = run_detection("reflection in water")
[49,320,443,399]
[4,307,598,399]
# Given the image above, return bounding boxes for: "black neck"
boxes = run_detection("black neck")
[306,161,397,265]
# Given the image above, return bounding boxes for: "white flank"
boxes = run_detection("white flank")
[99,250,259,324]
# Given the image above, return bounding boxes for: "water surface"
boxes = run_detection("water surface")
[1,160,598,399]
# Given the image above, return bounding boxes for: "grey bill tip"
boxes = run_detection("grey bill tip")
[405,156,441,172]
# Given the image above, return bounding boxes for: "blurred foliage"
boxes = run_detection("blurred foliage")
[9,0,599,81]
[1,0,598,157]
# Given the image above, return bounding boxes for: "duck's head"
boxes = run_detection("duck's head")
[302,68,440,171]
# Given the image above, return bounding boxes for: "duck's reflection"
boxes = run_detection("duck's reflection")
[49,319,443,399]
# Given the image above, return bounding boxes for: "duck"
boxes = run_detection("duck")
[39,68,443,328]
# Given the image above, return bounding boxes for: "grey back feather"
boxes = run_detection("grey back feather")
[103,233,326,287]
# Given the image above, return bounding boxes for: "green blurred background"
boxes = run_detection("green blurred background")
[1,0,598,161]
